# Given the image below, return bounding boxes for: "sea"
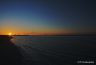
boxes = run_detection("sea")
[11,35,96,65]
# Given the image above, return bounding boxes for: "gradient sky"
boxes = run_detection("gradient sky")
[0,0,96,35]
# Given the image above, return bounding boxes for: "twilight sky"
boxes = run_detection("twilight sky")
[0,0,96,35]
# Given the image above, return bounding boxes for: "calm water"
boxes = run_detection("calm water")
[11,36,96,65]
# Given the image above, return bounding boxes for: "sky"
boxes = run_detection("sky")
[0,0,96,35]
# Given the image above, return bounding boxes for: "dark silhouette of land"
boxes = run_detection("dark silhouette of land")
[0,35,22,65]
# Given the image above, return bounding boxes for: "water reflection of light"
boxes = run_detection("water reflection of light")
[11,36,16,44]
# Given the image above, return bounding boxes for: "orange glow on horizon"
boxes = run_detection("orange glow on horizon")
[8,32,12,36]
[0,26,73,35]
[0,30,73,35]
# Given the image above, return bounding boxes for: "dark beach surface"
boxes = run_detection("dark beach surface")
[0,35,22,65]
[10,35,96,65]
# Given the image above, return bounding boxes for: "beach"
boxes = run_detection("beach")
[0,35,22,65]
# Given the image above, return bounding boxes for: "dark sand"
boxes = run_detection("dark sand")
[0,35,22,65]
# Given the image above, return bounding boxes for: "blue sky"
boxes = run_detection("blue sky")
[0,0,96,35]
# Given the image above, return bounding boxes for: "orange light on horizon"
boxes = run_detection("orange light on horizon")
[8,32,12,36]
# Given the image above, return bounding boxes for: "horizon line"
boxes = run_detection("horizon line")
[0,34,96,36]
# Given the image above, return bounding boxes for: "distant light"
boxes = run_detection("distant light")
[8,32,12,36]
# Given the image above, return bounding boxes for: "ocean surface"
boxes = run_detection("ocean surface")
[11,36,96,65]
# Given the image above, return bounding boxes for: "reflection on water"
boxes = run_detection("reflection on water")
[12,36,96,65]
